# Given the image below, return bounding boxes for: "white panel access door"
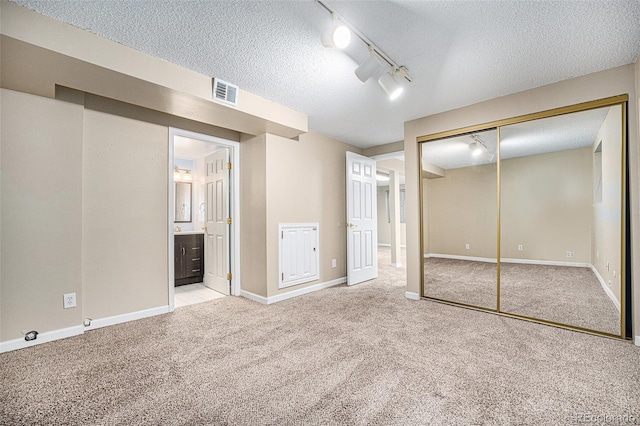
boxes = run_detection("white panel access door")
[204,148,230,295]
[346,152,378,285]
[279,223,319,289]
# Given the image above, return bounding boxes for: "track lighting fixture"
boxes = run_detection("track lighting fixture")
[316,0,412,100]
[468,142,482,157]
[355,50,383,83]
[468,135,495,162]
[321,14,351,49]
[378,70,404,101]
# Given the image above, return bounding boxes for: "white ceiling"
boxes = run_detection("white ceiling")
[421,105,611,170]
[12,0,640,149]
[174,135,224,159]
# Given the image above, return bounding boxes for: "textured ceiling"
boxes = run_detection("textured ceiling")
[11,0,640,148]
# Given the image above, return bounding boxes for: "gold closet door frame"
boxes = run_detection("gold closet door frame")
[418,94,628,340]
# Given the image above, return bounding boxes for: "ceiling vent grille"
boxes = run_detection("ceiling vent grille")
[212,78,239,106]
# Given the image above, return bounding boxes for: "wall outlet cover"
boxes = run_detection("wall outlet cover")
[63,293,76,309]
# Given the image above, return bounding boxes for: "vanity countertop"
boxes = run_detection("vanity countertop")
[175,230,205,235]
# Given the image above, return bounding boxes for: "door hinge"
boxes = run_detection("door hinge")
[227,162,232,170]
[281,231,284,239]
[226,217,232,225]
[227,272,233,280]
[281,273,284,281]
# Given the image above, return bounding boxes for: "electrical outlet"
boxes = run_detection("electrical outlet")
[565,251,575,259]
[331,259,337,268]
[608,280,612,287]
[517,244,523,251]
[63,293,76,309]
[465,244,470,250]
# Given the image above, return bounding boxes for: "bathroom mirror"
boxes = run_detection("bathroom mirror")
[175,182,192,223]
[421,128,498,310]
[499,105,623,336]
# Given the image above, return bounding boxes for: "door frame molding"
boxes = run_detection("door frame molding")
[168,128,241,311]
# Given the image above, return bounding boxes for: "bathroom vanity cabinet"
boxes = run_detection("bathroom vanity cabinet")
[175,233,204,286]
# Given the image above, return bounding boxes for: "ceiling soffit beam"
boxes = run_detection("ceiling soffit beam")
[0,36,307,139]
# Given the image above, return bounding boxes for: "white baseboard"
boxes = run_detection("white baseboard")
[84,305,170,331]
[635,336,640,347]
[240,290,269,304]
[390,262,403,267]
[425,253,589,268]
[0,325,84,354]
[502,258,590,268]
[378,244,407,248]
[241,277,346,305]
[405,291,420,300]
[425,253,497,263]
[590,265,621,312]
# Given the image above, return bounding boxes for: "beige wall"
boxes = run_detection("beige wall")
[592,106,623,305]
[502,148,592,263]
[425,164,498,259]
[422,148,593,263]
[1,89,83,340]
[377,186,407,247]
[239,133,268,297]
[265,132,361,297]
[405,64,639,338]
[82,109,168,319]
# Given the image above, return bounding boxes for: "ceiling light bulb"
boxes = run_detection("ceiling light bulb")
[378,72,403,101]
[333,25,350,48]
[321,19,351,49]
[183,171,192,181]
[468,142,482,157]
[355,51,383,83]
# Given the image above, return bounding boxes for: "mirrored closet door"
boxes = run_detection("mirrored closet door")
[419,96,627,338]
[499,105,623,335]
[421,129,498,311]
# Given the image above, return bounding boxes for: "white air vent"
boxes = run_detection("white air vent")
[212,78,239,106]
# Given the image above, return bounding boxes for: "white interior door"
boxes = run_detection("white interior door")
[204,148,230,295]
[346,152,378,285]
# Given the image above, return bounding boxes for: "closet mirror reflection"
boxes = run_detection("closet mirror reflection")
[499,105,623,335]
[422,128,498,310]
[419,97,626,338]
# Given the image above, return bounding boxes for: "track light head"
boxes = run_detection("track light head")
[469,142,482,157]
[355,50,383,83]
[378,71,403,100]
[321,16,351,49]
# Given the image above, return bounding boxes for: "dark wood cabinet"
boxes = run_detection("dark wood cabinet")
[175,233,204,286]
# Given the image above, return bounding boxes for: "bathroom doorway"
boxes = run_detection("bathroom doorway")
[168,128,240,311]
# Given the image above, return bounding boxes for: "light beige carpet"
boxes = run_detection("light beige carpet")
[1,248,638,425]
[424,257,620,335]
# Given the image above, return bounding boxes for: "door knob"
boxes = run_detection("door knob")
[348,223,358,228]
[202,226,207,232]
